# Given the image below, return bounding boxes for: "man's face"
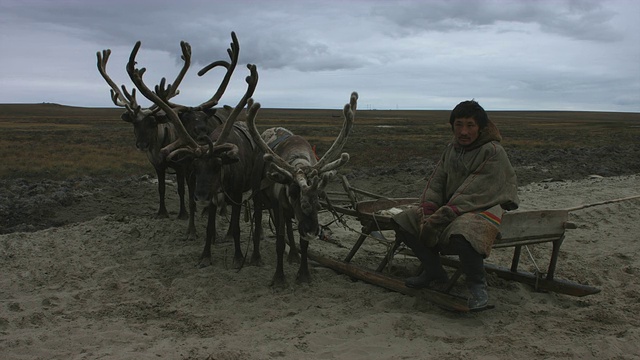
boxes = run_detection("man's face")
[453,117,480,147]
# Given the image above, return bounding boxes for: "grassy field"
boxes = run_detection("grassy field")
[1,103,639,180]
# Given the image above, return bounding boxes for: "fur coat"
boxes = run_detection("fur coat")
[393,119,519,256]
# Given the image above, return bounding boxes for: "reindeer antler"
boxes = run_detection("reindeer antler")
[168,64,258,158]
[313,91,357,173]
[125,40,200,152]
[193,31,240,111]
[214,64,258,146]
[96,48,146,117]
[246,92,358,177]
[245,102,295,173]
[126,36,259,159]
[152,40,193,110]
[98,42,193,119]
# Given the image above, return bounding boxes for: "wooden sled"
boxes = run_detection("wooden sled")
[315,176,601,312]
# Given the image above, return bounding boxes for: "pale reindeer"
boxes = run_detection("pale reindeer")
[126,36,264,269]
[246,92,358,286]
[97,33,240,241]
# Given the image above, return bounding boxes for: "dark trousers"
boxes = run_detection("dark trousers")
[397,228,486,287]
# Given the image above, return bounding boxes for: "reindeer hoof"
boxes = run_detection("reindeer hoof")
[249,254,263,267]
[287,251,300,264]
[232,256,245,269]
[296,271,311,285]
[270,275,288,289]
[197,258,212,268]
[155,212,169,219]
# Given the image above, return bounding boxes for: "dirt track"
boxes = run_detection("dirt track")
[2,171,640,359]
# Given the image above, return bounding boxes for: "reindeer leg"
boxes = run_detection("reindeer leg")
[230,199,244,268]
[198,203,217,268]
[222,194,234,243]
[185,171,197,241]
[223,222,234,243]
[249,200,264,266]
[286,218,300,264]
[176,167,188,220]
[271,204,288,288]
[296,239,311,284]
[155,166,169,218]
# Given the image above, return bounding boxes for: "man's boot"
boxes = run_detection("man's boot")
[466,277,489,310]
[396,229,448,289]
[405,265,449,289]
[454,237,489,310]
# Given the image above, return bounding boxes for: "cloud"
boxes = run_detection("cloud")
[371,0,619,42]
[0,0,637,111]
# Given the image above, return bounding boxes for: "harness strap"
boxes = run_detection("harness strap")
[266,127,293,150]
[233,123,256,151]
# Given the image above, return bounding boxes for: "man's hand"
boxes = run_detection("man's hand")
[419,206,458,247]
[419,202,438,217]
[421,205,457,225]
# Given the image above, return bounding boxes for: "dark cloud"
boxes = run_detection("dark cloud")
[371,0,619,42]
[2,0,366,72]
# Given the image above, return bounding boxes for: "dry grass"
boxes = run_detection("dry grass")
[1,103,638,180]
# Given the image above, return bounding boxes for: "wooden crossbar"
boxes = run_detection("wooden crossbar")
[497,209,572,245]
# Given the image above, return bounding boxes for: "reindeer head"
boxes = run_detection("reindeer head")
[189,135,241,203]
[123,110,160,151]
[247,92,358,241]
[97,41,195,152]
[123,33,258,203]
[281,166,335,240]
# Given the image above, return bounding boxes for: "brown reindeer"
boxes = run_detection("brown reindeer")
[246,92,358,287]
[97,33,240,241]
[126,37,264,269]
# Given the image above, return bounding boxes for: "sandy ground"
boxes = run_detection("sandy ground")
[2,172,640,359]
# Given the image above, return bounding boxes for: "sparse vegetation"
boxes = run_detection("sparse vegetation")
[1,104,639,180]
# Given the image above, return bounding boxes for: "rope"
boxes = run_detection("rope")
[210,166,261,271]
[322,196,399,262]
[524,245,545,290]
[237,198,254,272]
[564,194,640,212]
[518,194,640,288]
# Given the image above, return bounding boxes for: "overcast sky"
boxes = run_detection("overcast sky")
[1,0,638,112]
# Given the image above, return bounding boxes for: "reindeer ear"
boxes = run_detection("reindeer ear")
[220,150,240,164]
[167,150,195,163]
[318,170,336,189]
[121,113,134,123]
[154,112,170,124]
[210,143,239,164]
[267,170,290,184]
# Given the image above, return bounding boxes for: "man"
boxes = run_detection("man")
[392,100,519,311]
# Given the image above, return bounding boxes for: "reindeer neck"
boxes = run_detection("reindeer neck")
[276,135,317,167]
[147,123,177,166]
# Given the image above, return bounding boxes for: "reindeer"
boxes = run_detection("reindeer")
[126,37,264,269]
[246,92,358,287]
[97,33,240,241]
